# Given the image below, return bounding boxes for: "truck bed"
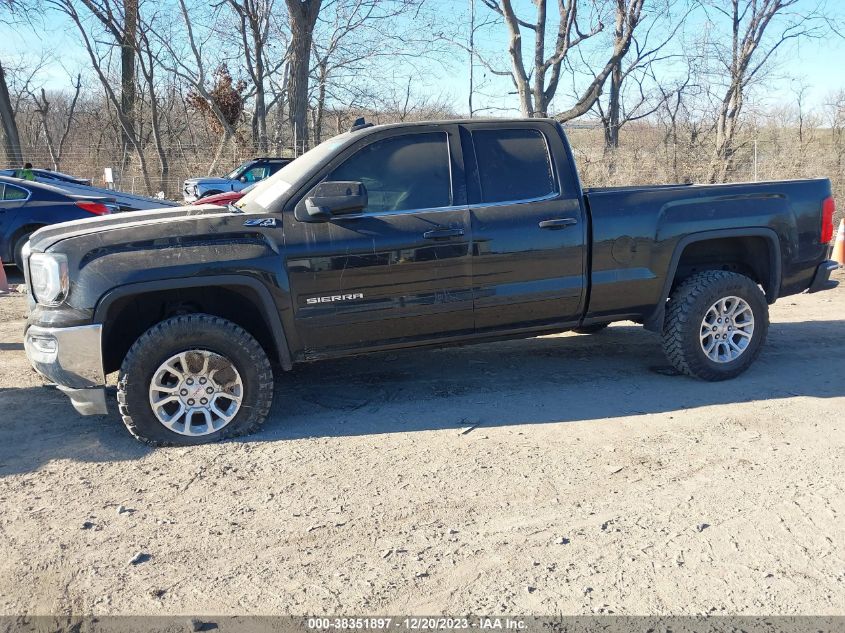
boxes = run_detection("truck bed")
[582,178,833,325]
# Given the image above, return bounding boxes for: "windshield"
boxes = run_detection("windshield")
[237,133,353,212]
[224,161,250,180]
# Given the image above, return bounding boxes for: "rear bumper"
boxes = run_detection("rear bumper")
[24,323,108,415]
[808,260,840,293]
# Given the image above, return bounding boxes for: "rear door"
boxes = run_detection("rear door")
[283,126,474,355]
[462,122,587,331]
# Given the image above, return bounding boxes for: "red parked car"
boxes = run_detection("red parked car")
[190,186,251,206]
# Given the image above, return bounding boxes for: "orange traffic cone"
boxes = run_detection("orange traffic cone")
[0,258,8,293]
[833,219,845,267]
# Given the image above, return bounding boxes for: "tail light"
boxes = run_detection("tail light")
[821,196,835,244]
[75,201,111,216]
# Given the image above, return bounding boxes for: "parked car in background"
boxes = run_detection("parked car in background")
[0,176,117,270]
[189,184,254,206]
[41,180,180,212]
[1,168,180,212]
[183,157,292,203]
[0,168,93,186]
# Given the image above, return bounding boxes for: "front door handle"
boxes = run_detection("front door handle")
[423,227,465,240]
[538,218,578,229]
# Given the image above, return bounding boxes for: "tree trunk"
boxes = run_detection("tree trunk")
[252,27,268,153]
[285,0,321,153]
[121,0,138,164]
[253,87,267,152]
[0,60,23,166]
[604,61,622,149]
[709,84,742,183]
[313,59,327,145]
[208,132,231,176]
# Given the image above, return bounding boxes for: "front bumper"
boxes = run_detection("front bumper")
[808,260,840,293]
[24,323,108,415]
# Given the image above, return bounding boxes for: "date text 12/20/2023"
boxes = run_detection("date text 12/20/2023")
[306,618,527,630]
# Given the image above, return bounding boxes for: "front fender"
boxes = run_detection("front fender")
[93,274,293,370]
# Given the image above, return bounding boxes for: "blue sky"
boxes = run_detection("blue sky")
[1,0,842,117]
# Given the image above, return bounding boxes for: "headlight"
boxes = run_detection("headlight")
[29,252,68,305]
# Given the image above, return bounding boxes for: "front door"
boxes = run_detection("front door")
[284,128,474,356]
[462,123,587,331]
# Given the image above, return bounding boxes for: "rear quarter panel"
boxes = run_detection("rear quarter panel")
[584,178,832,322]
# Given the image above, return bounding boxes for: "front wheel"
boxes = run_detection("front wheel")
[661,270,769,381]
[117,314,274,446]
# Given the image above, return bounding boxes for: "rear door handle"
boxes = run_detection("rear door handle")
[538,218,578,229]
[423,227,465,240]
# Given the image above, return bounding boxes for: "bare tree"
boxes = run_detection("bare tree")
[135,11,171,192]
[47,0,138,160]
[0,60,22,165]
[0,0,34,166]
[31,75,82,171]
[309,0,434,143]
[47,0,155,192]
[223,0,288,152]
[285,0,322,150]
[592,0,691,148]
[120,0,138,159]
[477,0,646,120]
[705,0,826,182]
[151,0,245,174]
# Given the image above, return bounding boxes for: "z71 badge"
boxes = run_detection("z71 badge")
[243,218,278,227]
[306,293,364,305]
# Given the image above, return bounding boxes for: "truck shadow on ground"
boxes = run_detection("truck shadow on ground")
[1,318,843,475]
[263,318,845,441]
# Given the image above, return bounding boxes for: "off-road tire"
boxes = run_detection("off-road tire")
[573,323,610,335]
[661,270,768,381]
[117,314,274,446]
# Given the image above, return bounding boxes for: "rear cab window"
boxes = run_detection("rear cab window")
[471,128,557,204]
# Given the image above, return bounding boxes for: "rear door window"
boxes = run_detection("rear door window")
[328,132,452,214]
[471,128,556,204]
[3,184,28,200]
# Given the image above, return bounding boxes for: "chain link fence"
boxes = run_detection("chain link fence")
[0,141,308,200]
[3,128,843,227]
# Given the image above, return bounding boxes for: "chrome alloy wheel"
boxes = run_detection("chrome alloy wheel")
[148,350,243,436]
[699,295,755,363]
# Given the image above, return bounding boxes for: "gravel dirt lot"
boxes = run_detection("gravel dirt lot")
[0,268,843,616]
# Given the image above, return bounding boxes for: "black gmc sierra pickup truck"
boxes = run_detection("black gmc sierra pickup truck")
[22,118,839,445]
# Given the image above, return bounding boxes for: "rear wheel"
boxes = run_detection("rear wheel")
[117,314,274,446]
[13,231,36,271]
[661,270,768,381]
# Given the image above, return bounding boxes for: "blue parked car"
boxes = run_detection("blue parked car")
[0,176,118,270]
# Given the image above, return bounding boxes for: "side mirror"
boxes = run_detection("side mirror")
[305,181,367,219]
